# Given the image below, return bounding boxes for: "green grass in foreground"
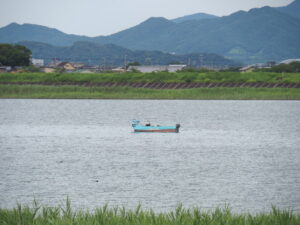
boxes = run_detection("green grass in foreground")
[0,85,300,100]
[0,200,299,225]
[0,71,300,83]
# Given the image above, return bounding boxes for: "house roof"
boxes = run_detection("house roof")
[57,62,74,67]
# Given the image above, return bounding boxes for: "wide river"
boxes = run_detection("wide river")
[0,99,299,213]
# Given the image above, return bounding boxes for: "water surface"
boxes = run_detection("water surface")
[0,99,299,212]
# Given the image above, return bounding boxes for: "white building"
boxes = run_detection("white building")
[31,58,44,67]
[168,64,186,72]
[128,65,186,73]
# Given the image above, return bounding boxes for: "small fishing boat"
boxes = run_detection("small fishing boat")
[132,120,180,133]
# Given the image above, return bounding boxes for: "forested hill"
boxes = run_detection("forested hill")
[276,0,300,19]
[0,23,90,47]
[19,41,240,67]
[94,6,300,64]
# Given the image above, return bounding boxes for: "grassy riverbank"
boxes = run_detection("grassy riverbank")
[0,71,300,83]
[0,85,300,99]
[0,202,299,225]
[1,72,299,99]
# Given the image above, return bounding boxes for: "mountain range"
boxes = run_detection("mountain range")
[0,0,299,64]
[276,0,300,19]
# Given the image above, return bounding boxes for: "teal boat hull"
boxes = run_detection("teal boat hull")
[132,120,180,133]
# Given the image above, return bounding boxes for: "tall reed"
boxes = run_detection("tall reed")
[0,85,299,100]
[0,71,300,83]
[0,200,299,225]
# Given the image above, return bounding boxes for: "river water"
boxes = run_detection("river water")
[0,99,299,213]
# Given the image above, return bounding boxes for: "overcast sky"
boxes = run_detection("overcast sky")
[0,0,293,36]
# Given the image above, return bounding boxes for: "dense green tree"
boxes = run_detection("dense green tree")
[127,61,141,66]
[0,44,31,67]
[257,62,300,73]
[271,62,300,73]
[23,65,42,72]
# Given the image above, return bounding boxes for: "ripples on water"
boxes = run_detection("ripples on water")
[0,99,299,212]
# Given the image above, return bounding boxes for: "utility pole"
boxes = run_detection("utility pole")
[145,57,152,65]
[199,54,203,68]
[102,57,106,69]
[124,55,127,68]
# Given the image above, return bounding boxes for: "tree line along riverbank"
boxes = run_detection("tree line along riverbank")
[0,72,299,99]
[0,201,299,225]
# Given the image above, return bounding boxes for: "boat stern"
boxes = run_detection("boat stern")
[176,124,180,133]
[132,120,140,128]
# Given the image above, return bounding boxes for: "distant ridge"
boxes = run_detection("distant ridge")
[276,0,300,19]
[0,23,90,46]
[94,5,300,63]
[172,12,218,23]
[93,17,177,49]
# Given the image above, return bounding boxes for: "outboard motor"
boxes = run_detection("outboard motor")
[132,120,140,128]
[176,124,180,133]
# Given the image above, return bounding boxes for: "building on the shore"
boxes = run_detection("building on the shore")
[42,67,55,73]
[31,58,44,67]
[72,62,85,69]
[56,62,76,71]
[0,66,12,73]
[128,64,186,73]
[48,59,62,67]
[77,66,99,73]
[240,62,275,72]
[168,64,187,72]
[112,67,126,72]
[42,61,77,73]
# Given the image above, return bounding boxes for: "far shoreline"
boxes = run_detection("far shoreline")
[1,71,299,100]
[1,97,300,101]
[0,84,299,100]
